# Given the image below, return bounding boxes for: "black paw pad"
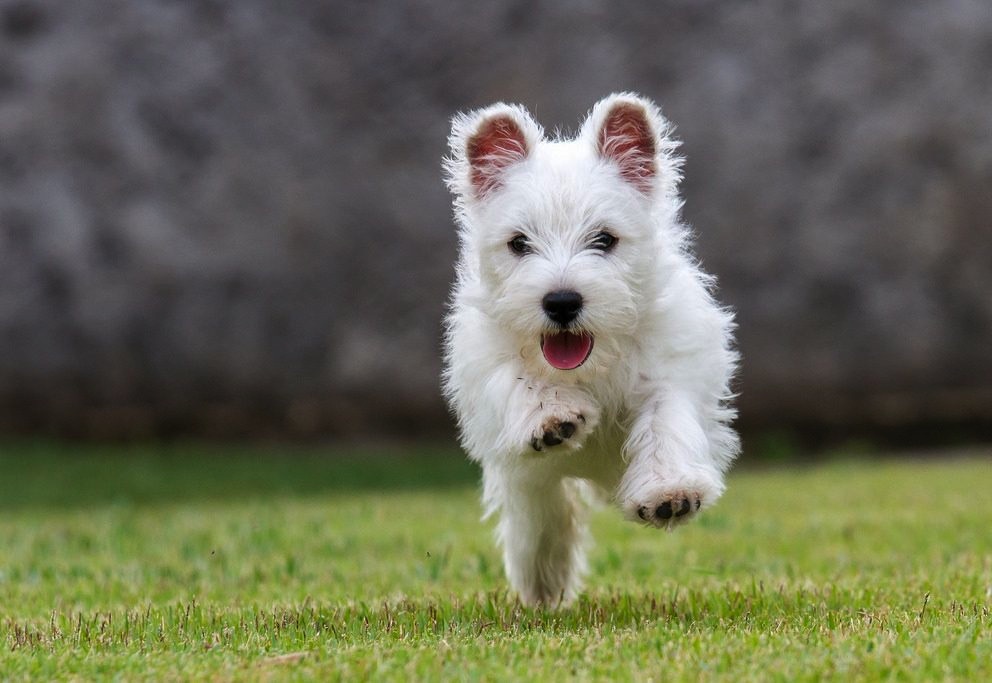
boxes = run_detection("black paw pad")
[558,421,576,439]
[542,431,563,447]
[675,498,691,517]
[656,501,673,519]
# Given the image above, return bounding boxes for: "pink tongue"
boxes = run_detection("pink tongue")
[541,332,594,370]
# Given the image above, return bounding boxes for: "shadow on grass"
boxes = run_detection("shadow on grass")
[0,440,478,511]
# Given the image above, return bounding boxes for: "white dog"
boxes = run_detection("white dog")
[442,93,739,606]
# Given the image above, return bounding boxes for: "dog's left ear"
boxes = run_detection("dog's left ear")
[582,93,681,197]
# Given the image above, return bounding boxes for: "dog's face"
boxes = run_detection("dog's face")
[446,94,683,375]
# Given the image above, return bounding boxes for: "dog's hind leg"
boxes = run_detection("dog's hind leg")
[484,465,588,607]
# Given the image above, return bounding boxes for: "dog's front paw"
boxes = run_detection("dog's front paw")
[634,491,702,528]
[528,402,598,453]
[619,470,723,529]
[530,413,582,451]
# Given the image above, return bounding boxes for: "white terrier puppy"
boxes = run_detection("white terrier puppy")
[442,93,739,606]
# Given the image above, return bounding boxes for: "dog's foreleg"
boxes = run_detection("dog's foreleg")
[617,388,725,529]
[454,362,600,461]
[460,367,596,606]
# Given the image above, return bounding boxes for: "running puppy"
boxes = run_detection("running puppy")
[443,93,739,606]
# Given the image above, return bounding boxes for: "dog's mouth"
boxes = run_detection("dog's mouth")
[540,331,594,370]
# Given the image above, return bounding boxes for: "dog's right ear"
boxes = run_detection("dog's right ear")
[445,104,542,201]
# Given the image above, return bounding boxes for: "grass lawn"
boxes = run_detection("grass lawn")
[1,441,990,680]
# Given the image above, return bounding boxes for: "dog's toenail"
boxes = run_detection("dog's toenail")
[543,432,563,447]
[675,499,691,517]
[657,501,673,519]
[637,507,647,521]
[559,421,576,439]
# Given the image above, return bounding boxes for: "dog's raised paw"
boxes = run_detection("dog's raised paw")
[529,413,587,452]
[634,492,703,528]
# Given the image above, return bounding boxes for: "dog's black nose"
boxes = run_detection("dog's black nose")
[542,290,583,325]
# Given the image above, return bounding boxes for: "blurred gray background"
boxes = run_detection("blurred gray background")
[1,0,990,442]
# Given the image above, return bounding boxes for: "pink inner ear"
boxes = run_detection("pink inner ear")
[598,103,656,194]
[467,116,528,197]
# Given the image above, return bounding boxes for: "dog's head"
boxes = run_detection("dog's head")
[445,93,684,374]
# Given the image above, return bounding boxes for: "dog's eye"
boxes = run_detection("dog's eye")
[508,235,532,256]
[590,231,617,252]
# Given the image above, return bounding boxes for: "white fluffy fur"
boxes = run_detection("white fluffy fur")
[442,93,739,606]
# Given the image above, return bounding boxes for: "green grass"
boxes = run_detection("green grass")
[1,442,990,680]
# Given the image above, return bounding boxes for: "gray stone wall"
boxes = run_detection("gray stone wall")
[1,0,990,438]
